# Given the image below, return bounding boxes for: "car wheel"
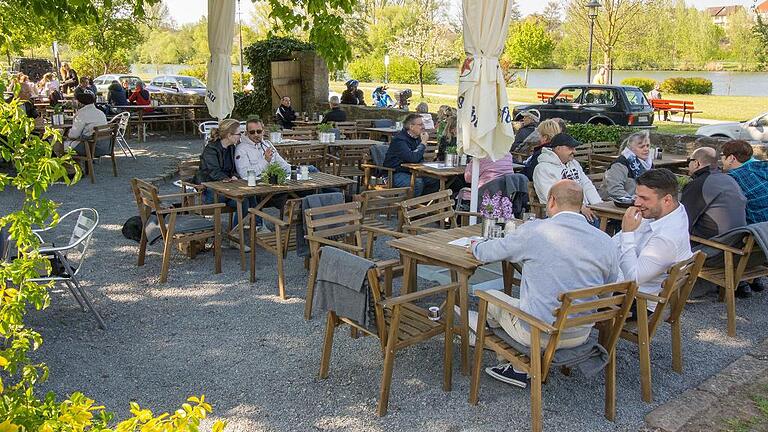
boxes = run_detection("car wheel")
[711,134,729,138]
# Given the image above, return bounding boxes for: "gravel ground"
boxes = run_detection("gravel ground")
[5,135,768,431]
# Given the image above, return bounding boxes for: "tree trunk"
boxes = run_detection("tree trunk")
[419,64,424,99]
[524,67,529,87]
[603,51,613,84]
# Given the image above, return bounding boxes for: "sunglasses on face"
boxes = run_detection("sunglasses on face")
[248,129,263,135]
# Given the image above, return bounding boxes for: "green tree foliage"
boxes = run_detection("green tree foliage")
[753,10,768,69]
[502,17,555,86]
[347,55,437,84]
[388,15,453,97]
[725,8,761,69]
[621,77,656,92]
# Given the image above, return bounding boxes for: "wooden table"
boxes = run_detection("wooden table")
[363,126,399,141]
[274,138,380,148]
[587,201,629,231]
[389,224,519,375]
[403,161,525,194]
[202,172,355,270]
[112,104,207,141]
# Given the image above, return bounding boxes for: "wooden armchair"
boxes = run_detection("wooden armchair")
[318,256,458,416]
[303,201,396,319]
[616,251,705,403]
[335,121,358,139]
[281,129,315,141]
[73,123,119,184]
[469,281,638,432]
[527,182,546,218]
[281,143,329,171]
[249,199,302,299]
[131,178,224,283]
[326,144,370,180]
[356,187,410,258]
[691,232,768,336]
[400,189,479,234]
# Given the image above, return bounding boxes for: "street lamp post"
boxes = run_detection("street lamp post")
[585,0,601,83]
[384,54,390,84]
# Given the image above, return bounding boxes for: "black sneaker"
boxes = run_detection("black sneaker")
[736,281,753,298]
[485,362,528,388]
[750,277,767,292]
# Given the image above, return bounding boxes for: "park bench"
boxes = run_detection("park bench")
[536,91,556,102]
[650,99,702,124]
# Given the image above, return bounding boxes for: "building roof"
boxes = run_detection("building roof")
[706,5,745,16]
[757,0,768,13]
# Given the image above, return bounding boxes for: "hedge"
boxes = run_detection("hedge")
[660,77,712,95]
[566,123,635,145]
[347,55,438,85]
[620,77,656,92]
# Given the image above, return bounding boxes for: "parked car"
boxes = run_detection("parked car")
[696,112,768,143]
[513,84,655,128]
[146,75,207,96]
[92,74,143,95]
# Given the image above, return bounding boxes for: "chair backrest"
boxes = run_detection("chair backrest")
[647,251,706,338]
[336,144,371,168]
[335,121,358,139]
[358,187,410,221]
[527,182,546,218]
[109,111,130,136]
[281,129,315,141]
[304,201,365,251]
[39,208,99,277]
[400,189,457,233]
[282,143,328,167]
[198,121,218,143]
[131,178,168,239]
[543,280,638,379]
[90,123,118,156]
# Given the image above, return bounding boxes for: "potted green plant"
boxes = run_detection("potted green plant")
[317,122,334,143]
[444,145,458,167]
[51,103,65,126]
[268,124,282,144]
[263,162,287,185]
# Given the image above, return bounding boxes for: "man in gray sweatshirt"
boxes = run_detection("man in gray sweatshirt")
[471,180,621,388]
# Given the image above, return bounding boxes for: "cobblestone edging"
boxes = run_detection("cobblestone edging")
[644,337,768,431]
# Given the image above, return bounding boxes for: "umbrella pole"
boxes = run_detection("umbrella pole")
[469,161,480,225]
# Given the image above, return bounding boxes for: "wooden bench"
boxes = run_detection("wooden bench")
[536,91,556,102]
[650,99,702,124]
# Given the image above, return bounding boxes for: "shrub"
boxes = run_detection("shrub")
[346,55,437,85]
[660,77,713,95]
[179,65,252,91]
[567,123,635,145]
[621,77,656,92]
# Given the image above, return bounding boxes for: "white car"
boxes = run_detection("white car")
[696,112,768,143]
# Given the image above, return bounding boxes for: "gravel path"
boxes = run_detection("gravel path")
[5,135,768,431]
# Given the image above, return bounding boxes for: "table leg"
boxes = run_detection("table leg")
[439,178,446,192]
[599,215,608,232]
[458,273,471,376]
[401,256,414,294]
[409,173,416,198]
[236,197,245,271]
[502,261,514,296]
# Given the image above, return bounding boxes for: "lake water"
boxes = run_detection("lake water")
[436,67,768,97]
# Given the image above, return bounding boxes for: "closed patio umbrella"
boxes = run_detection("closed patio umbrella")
[205,0,236,120]
[457,0,515,218]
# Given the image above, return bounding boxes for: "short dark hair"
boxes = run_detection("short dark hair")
[636,168,678,201]
[721,140,753,163]
[403,113,423,128]
[75,90,95,105]
[246,118,263,127]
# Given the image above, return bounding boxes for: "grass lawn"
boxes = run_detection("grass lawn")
[330,81,766,123]
[653,122,702,135]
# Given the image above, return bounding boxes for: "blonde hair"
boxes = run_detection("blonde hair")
[209,119,241,142]
[536,119,562,142]
[443,115,457,140]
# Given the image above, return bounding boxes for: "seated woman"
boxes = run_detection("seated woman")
[107,80,129,108]
[436,115,456,162]
[522,119,563,180]
[128,81,152,112]
[55,91,107,157]
[193,119,258,247]
[415,102,435,130]
[599,130,652,200]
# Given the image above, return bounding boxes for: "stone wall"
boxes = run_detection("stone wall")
[639,132,766,160]
[297,51,329,115]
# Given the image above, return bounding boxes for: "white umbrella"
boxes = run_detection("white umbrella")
[457,0,516,220]
[205,0,236,120]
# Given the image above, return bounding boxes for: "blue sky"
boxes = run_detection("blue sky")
[165,0,759,25]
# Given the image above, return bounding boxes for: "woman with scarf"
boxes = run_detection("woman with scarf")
[599,131,653,200]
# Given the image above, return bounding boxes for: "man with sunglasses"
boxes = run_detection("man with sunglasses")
[235,119,291,180]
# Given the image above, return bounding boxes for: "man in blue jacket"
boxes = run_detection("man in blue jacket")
[384,113,439,196]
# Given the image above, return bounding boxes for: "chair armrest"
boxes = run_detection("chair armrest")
[248,209,289,227]
[456,210,482,218]
[326,154,340,162]
[690,235,745,256]
[361,163,396,172]
[157,203,226,214]
[305,235,364,253]
[362,225,409,239]
[158,192,202,200]
[379,283,459,308]
[475,290,557,334]
[636,291,667,304]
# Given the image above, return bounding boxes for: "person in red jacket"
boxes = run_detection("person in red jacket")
[128,81,152,112]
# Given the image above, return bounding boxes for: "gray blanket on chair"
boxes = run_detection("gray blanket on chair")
[492,329,609,378]
[295,192,345,258]
[313,246,375,327]
[695,222,768,267]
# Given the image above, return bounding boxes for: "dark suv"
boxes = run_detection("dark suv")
[513,84,654,127]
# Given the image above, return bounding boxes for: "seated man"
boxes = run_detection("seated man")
[681,146,746,239]
[275,96,296,129]
[383,113,439,196]
[235,119,291,179]
[510,110,539,153]
[322,96,347,123]
[73,77,92,100]
[721,140,768,224]
[533,133,602,223]
[614,169,692,313]
[55,90,107,156]
[471,180,620,387]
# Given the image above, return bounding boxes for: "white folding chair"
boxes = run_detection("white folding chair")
[28,208,106,329]
[198,121,219,148]
[109,112,135,160]
[239,121,247,133]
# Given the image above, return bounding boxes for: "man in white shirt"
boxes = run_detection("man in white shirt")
[55,90,107,155]
[235,119,291,179]
[614,168,692,313]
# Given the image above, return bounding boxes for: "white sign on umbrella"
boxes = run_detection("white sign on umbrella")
[206,0,236,120]
[457,0,516,220]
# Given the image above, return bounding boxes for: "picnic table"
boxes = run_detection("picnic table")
[388,223,520,375]
[112,104,207,141]
[202,172,355,270]
[403,161,525,195]
[363,126,399,141]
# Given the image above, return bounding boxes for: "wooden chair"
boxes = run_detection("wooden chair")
[356,188,410,258]
[248,199,302,299]
[318,255,458,416]
[616,252,705,403]
[574,142,591,171]
[335,121,358,139]
[281,143,329,170]
[73,123,119,184]
[176,160,235,230]
[469,281,638,432]
[131,178,225,283]
[400,189,479,234]
[355,119,374,138]
[691,231,768,337]
[423,140,439,162]
[281,129,315,141]
[327,144,370,181]
[527,182,546,218]
[304,201,396,319]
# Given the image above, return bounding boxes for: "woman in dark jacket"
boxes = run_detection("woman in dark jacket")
[107,80,129,108]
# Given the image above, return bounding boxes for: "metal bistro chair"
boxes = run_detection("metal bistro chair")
[109,111,135,160]
[28,208,106,329]
[198,121,219,148]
